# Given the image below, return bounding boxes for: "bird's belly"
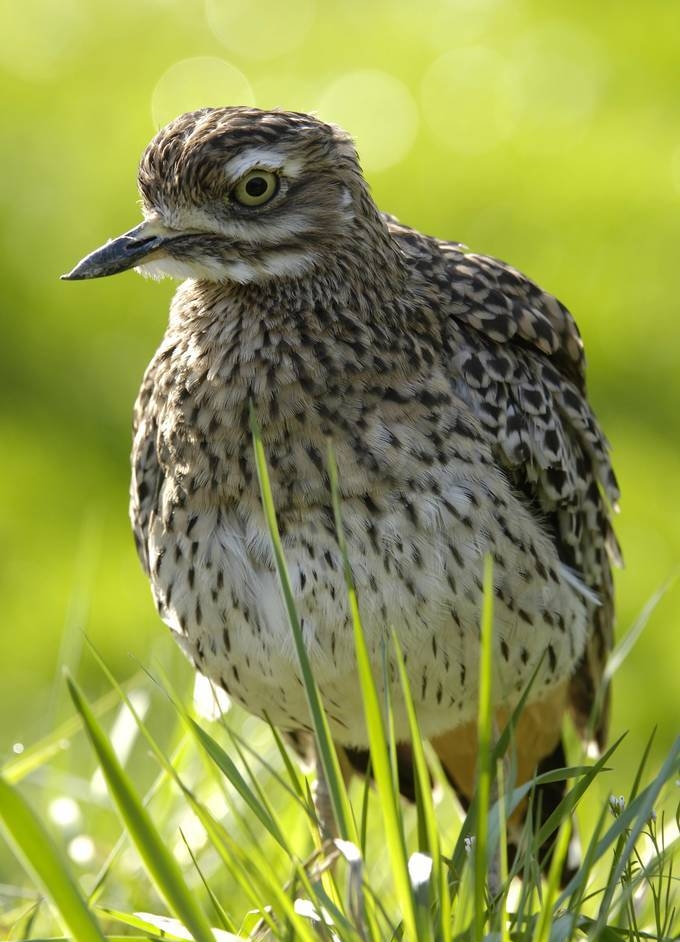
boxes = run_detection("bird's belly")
[146,493,588,746]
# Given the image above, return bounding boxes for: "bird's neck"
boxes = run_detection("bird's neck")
[151,212,441,509]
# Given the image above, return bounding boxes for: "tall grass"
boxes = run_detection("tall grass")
[0,423,678,940]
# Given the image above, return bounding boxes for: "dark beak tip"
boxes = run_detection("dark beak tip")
[60,267,89,281]
[59,225,165,282]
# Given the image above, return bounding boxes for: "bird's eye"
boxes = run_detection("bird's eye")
[233,170,279,207]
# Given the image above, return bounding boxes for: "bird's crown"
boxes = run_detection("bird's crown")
[138,107,358,213]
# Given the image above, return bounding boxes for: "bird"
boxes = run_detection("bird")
[63,106,620,866]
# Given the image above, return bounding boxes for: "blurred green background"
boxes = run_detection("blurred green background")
[1,0,678,808]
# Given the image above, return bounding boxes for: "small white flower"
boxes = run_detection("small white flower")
[464,835,476,853]
[408,852,433,891]
[135,913,238,941]
[609,794,625,816]
[294,898,335,928]
[334,839,362,864]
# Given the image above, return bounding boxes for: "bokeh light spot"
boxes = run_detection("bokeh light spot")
[152,57,255,130]
[205,0,315,62]
[421,47,517,155]
[68,835,95,865]
[254,73,318,114]
[671,144,680,196]
[505,22,605,139]
[0,0,86,81]
[425,0,508,49]
[91,690,150,797]
[193,673,231,721]
[317,70,419,173]
[49,796,81,829]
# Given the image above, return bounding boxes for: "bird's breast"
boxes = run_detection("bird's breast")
[143,455,589,744]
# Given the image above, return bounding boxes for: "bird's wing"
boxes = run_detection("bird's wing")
[449,246,620,747]
[129,360,164,577]
[394,222,621,746]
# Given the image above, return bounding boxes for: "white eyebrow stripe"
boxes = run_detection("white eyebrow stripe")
[223,147,298,180]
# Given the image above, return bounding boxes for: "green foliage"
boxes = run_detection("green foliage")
[65,671,217,942]
[1,0,678,773]
[1,428,678,940]
[0,774,105,942]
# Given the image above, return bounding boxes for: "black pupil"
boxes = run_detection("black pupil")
[245,176,269,198]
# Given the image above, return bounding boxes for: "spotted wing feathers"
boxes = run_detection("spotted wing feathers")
[391,219,620,746]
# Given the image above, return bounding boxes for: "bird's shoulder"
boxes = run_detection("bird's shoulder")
[386,213,586,390]
[386,214,618,505]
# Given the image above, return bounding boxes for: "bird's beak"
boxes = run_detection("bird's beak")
[61,218,174,281]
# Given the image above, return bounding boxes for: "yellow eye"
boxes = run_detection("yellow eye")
[233,169,279,207]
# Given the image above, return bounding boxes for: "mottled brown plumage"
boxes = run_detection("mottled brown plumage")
[64,107,620,846]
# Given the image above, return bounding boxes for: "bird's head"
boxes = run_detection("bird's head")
[63,107,374,285]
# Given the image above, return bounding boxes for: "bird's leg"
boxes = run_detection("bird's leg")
[486,720,505,901]
[248,754,341,940]
[313,749,337,843]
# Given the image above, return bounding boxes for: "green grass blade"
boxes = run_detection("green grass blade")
[98,907,192,939]
[534,733,625,849]
[381,642,402,814]
[263,721,310,804]
[564,795,611,918]
[188,718,288,847]
[188,800,321,942]
[552,735,644,908]
[149,659,309,846]
[392,629,451,942]
[65,672,217,942]
[627,726,657,805]
[605,576,676,687]
[359,760,372,854]
[19,937,154,942]
[178,827,237,934]
[84,650,323,940]
[494,758,511,942]
[0,773,106,942]
[488,652,546,770]
[532,817,572,942]
[595,736,680,932]
[586,577,676,746]
[250,404,356,843]
[222,728,301,844]
[101,907,242,940]
[88,732,190,908]
[474,555,495,940]
[450,848,475,939]
[470,734,624,892]
[326,442,417,942]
